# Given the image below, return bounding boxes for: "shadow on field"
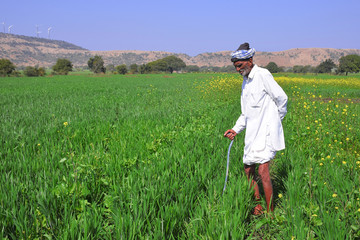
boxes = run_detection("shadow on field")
[271,151,291,206]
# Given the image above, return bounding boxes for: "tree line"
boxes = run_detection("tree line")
[0,55,187,77]
[1,54,360,77]
[264,55,360,75]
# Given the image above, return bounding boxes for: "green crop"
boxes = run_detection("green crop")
[1,73,359,239]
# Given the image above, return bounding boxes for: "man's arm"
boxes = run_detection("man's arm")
[232,113,246,133]
[224,113,245,140]
[262,71,288,120]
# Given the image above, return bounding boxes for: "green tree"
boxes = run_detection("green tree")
[88,55,106,74]
[315,59,336,73]
[162,55,186,73]
[139,64,151,74]
[116,64,128,75]
[338,54,360,75]
[129,64,138,74]
[147,59,168,72]
[292,65,313,73]
[0,59,16,77]
[37,67,46,76]
[265,62,281,73]
[185,65,200,72]
[52,58,73,75]
[24,66,40,77]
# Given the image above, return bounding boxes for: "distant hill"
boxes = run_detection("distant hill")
[1,33,360,68]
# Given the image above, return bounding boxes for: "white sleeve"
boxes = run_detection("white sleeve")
[232,113,246,133]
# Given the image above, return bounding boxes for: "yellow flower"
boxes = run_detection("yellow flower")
[332,193,337,198]
[358,208,360,212]
[63,122,68,127]
[335,207,339,210]
[342,161,346,165]
[278,194,283,198]
[37,143,41,146]
[319,163,323,166]
[312,214,318,217]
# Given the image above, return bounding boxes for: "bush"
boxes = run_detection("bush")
[185,65,200,73]
[116,64,128,75]
[52,59,73,75]
[129,64,138,74]
[23,66,46,77]
[88,56,105,74]
[0,59,16,77]
[265,62,281,73]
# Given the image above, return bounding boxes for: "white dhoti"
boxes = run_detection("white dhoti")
[242,134,276,165]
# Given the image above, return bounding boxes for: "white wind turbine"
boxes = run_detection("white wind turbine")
[36,25,41,37]
[48,27,52,39]
[8,25,13,33]
[2,21,5,33]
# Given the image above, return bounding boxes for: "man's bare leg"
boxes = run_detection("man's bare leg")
[258,162,274,212]
[244,164,263,214]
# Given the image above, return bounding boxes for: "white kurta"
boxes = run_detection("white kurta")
[232,65,288,165]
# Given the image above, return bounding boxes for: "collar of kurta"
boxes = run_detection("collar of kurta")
[245,64,259,81]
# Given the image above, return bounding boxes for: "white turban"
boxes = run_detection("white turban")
[231,48,256,62]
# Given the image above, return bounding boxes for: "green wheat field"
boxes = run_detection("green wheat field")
[1,73,360,239]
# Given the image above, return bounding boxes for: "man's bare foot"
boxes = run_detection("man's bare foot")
[253,204,264,215]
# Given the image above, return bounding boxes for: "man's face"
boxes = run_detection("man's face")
[233,58,253,77]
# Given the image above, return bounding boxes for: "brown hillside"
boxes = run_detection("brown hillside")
[1,33,360,68]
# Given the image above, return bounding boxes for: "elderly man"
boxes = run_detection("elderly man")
[224,43,288,215]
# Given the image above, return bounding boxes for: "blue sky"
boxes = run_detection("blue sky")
[1,0,359,56]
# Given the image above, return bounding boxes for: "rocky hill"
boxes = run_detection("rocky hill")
[1,33,360,68]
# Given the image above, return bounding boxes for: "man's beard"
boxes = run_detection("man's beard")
[239,67,250,77]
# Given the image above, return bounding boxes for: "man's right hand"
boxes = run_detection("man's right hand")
[224,129,237,140]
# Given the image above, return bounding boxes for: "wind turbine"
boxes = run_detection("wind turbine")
[47,27,52,39]
[8,25,13,33]
[35,25,41,37]
[2,21,5,33]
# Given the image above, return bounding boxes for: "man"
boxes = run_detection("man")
[224,43,288,215]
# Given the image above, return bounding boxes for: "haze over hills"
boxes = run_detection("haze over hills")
[1,33,360,68]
